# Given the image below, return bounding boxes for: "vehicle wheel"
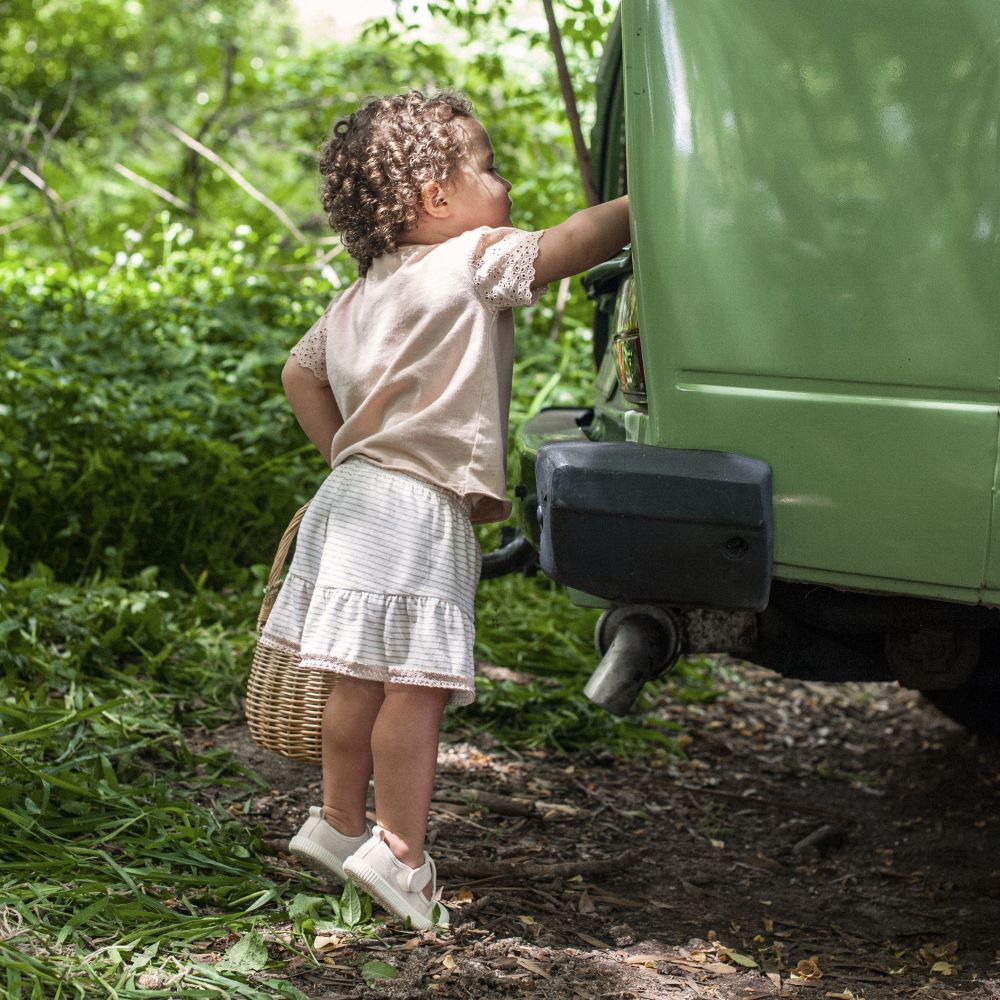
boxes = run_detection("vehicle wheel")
[921,631,1000,739]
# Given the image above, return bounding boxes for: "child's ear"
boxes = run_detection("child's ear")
[420,181,450,219]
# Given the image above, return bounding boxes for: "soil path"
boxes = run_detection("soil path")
[219,662,1000,999]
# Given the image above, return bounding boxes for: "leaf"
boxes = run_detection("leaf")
[703,962,739,975]
[931,960,958,976]
[717,946,758,968]
[270,981,311,1000]
[340,882,363,928]
[287,893,326,922]
[574,931,612,949]
[313,932,346,952]
[129,943,159,972]
[516,957,550,978]
[361,960,397,984]
[790,956,823,980]
[216,930,269,973]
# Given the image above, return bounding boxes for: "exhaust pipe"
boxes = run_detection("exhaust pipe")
[584,606,680,716]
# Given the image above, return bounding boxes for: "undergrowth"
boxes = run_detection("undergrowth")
[0,562,715,998]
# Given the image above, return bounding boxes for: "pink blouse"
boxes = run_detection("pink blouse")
[290,226,546,524]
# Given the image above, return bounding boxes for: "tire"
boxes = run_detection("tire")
[922,630,1000,738]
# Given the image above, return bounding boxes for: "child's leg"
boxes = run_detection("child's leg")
[371,683,451,870]
[321,676,385,836]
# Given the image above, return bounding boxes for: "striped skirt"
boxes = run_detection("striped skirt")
[258,457,480,706]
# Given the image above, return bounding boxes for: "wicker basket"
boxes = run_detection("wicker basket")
[245,502,337,764]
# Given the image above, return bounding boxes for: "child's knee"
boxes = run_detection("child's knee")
[383,682,452,709]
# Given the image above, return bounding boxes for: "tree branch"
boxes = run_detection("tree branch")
[541,0,599,207]
[162,119,308,242]
[113,163,195,214]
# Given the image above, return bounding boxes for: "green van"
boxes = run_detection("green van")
[501,0,1000,734]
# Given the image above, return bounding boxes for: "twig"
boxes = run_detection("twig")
[187,43,237,211]
[13,161,61,202]
[437,853,633,879]
[793,823,846,853]
[451,894,492,923]
[113,163,195,213]
[656,778,847,820]
[541,0,599,207]
[435,789,537,817]
[162,119,308,242]
[0,199,84,237]
[38,75,77,169]
[547,275,571,340]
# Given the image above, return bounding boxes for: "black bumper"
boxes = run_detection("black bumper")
[536,441,773,611]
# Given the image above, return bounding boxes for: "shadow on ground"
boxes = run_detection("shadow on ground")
[217,661,1000,999]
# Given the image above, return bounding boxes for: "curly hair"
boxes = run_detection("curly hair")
[319,91,476,276]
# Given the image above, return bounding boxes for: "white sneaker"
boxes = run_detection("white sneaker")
[342,825,449,930]
[288,807,370,884]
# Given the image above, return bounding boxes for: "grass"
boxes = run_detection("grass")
[0,562,719,998]
[0,549,718,998]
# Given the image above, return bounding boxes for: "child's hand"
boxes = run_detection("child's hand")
[532,195,629,288]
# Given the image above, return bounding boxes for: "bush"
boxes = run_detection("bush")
[0,222,334,584]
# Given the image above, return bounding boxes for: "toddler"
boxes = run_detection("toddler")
[258,91,629,929]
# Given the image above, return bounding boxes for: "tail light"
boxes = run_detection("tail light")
[612,277,646,404]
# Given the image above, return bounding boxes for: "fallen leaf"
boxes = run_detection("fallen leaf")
[216,930,269,974]
[626,953,669,965]
[703,962,739,975]
[312,934,345,952]
[825,992,854,999]
[931,960,958,976]
[361,960,396,984]
[573,931,612,949]
[441,954,457,970]
[578,891,596,914]
[517,915,536,926]
[791,957,823,980]
[717,946,758,968]
[917,941,958,965]
[517,957,551,978]
[589,891,646,909]
[454,887,474,903]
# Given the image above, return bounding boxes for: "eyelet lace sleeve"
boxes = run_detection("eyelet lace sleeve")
[289,307,331,383]
[471,228,548,310]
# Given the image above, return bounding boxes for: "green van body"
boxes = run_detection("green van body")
[512,0,1000,723]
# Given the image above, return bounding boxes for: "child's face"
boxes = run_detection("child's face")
[444,119,513,232]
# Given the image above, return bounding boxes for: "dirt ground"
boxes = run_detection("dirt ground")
[216,660,1000,1000]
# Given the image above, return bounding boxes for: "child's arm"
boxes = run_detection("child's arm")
[281,357,343,463]
[532,195,629,288]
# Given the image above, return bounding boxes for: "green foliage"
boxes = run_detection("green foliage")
[0,571,299,998]
[0,217,330,584]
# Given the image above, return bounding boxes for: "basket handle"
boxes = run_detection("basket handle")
[257,502,311,632]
